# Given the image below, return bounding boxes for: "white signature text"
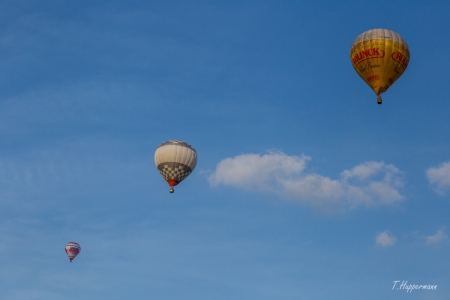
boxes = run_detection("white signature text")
[392,280,437,293]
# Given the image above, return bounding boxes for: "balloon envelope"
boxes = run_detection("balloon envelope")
[154,140,197,192]
[350,28,409,103]
[65,242,81,262]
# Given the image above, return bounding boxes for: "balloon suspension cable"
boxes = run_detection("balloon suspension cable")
[377,96,382,104]
[169,187,175,193]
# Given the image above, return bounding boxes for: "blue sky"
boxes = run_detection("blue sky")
[1,1,450,299]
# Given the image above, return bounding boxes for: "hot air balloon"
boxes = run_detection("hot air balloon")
[350,29,410,104]
[65,242,81,263]
[154,140,197,193]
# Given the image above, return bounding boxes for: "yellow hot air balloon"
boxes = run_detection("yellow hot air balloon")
[350,29,410,104]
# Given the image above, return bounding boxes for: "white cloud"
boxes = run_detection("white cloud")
[208,151,309,190]
[375,230,397,247]
[426,227,448,245]
[341,161,386,181]
[209,151,404,211]
[426,162,450,195]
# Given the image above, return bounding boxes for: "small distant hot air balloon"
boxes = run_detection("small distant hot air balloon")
[65,242,81,263]
[350,29,410,104]
[154,140,197,193]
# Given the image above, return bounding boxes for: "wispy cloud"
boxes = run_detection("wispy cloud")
[0,137,153,210]
[426,162,450,195]
[209,151,404,211]
[375,230,397,247]
[426,227,448,246]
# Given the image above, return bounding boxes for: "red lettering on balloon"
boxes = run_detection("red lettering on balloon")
[352,48,385,66]
[391,52,409,69]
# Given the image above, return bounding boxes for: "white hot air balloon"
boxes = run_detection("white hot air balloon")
[65,242,81,262]
[154,140,197,193]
